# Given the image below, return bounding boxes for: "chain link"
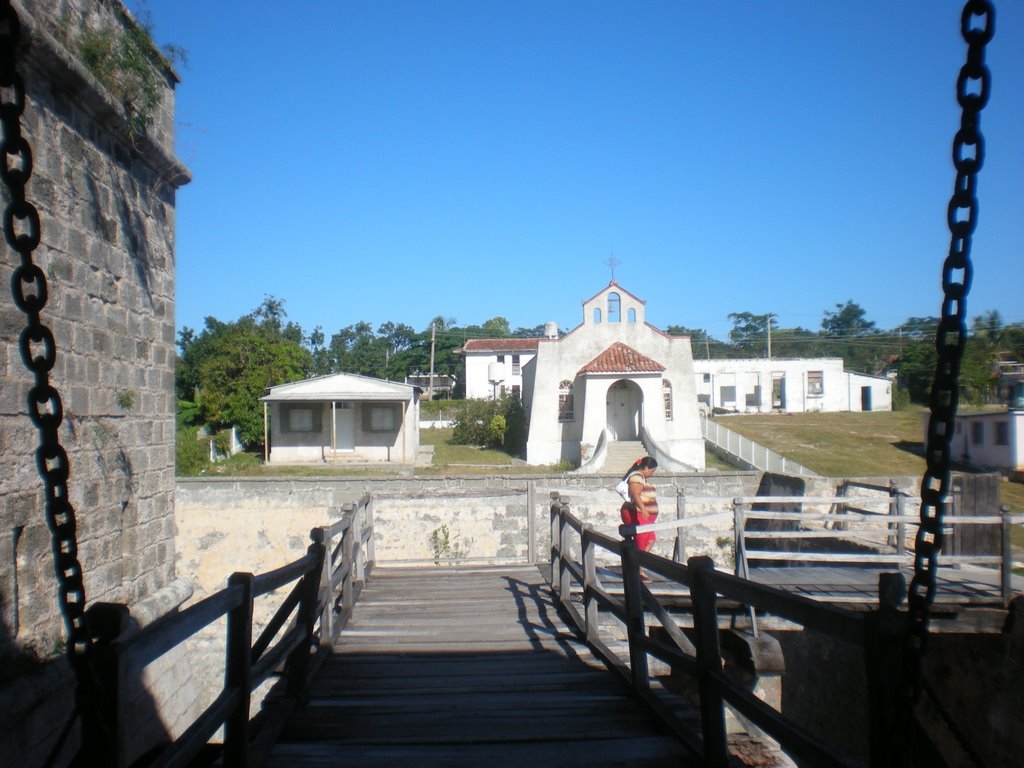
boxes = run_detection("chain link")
[1,0,95,682]
[901,0,993,750]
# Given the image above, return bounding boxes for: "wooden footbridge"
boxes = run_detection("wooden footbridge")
[83,491,1022,768]
[263,565,697,767]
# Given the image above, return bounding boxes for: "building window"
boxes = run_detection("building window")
[703,373,711,383]
[558,380,574,422]
[720,386,736,406]
[593,308,602,323]
[807,371,824,396]
[511,384,521,399]
[746,385,762,408]
[995,421,1009,446]
[512,354,520,375]
[367,405,397,432]
[607,292,621,323]
[627,308,636,323]
[662,379,673,421]
[496,354,505,363]
[970,421,984,445]
[286,406,316,433]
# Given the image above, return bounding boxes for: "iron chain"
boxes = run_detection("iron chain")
[1,0,94,675]
[902,0,993,741]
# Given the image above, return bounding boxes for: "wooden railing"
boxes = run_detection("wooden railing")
[546,491,1018,767]
[726,493,1018,607]
[84,495,375,768]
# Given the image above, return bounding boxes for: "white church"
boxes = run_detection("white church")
[461,281,893,472]
[520,282,705,471]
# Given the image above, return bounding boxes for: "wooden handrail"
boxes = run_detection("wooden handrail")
[547,493,902,767]
[87,496,375,768]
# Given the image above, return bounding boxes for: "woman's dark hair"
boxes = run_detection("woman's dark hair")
[621,455,657,480]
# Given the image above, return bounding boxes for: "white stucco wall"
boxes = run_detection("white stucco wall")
[267,398,419,464]
[947,410,1023,472]
[524,283,704,469]
[691,359,892,413]
[464,350,536,399]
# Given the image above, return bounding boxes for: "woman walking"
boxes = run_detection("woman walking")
[619,456,659,553]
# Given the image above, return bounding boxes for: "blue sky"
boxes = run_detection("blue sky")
[139,1,1023,342]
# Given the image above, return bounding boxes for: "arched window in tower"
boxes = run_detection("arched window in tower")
[627,307,637,323]
[662,379,673,421]
[593,307,602,324]
[558,380,575,422]
[607,292,621,323]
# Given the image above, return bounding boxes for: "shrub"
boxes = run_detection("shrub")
[450,396,527,454]
[176,427,210,475]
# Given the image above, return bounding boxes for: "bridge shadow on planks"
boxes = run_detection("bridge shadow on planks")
[262,565,699,767]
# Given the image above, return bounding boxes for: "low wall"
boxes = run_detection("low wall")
[175,472,763,583]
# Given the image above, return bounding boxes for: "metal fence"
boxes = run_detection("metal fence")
[701,415,817,477]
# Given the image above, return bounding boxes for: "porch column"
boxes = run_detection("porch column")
[263,402,269,463]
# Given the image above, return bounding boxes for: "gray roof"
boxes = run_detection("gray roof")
[261,372,418,402]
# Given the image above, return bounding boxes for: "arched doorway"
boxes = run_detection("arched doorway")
[606,380,643,440]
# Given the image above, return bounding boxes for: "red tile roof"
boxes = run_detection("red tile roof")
[578,342,665,374]
[461,338,541,353]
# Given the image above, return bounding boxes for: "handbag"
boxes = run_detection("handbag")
[614,477,630,502]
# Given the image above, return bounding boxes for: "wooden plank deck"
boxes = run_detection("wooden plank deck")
[263,565,698,767]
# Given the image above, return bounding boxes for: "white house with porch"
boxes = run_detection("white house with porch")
[522,281,705,471]
[261,373,420,464]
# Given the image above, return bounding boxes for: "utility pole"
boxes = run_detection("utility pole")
[427,323,436,400]
[766,313,774,359]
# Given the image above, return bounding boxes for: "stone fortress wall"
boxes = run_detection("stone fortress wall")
[1,1,190,763]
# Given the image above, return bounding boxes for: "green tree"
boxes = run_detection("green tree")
[513,323,553,338]
[176,299,312,451]
[821,300,876,337]
[481,316,511,337]
[727,312,776,357]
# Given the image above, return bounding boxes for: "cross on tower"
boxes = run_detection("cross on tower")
[605,254,620,281]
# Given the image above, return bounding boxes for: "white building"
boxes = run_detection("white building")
[460,338,542,399]
[459,282,893,469]
[261,373,420,464]
[945,409,1024,474]
[943,367,1024,476]
[521,282,705,470]
[692,358,893,414]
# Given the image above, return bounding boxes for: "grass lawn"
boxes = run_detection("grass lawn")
[712,408,930,478]
[714,408,1024,554]
[714,408,1022,510]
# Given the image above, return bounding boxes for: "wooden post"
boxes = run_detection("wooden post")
[288,541,325,698]
[558,499,572,605]
[888,480,899,550]
[312,526,334,648]
[353,501,365,584]
[342,503,356,618]
[225,572,255,768]
[621,535,649,690]
[582,524,599,643]
[85,602,130,767]
[674,487,686,563]
[896,491,906,558]
[688,556,728,768]
[1001,504,1012,607]
[733,499,746,578]
[527,480,537,564]
[549,493,561,595]
[365,495,376,567]
[866,572,907,766]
